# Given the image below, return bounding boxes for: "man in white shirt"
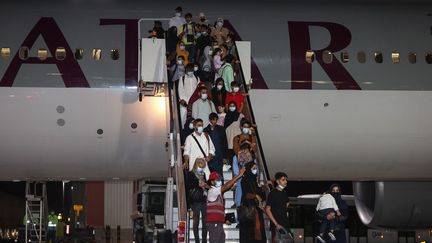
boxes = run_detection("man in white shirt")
[183,118,215,179]
[178,64,199,127]
[192,86,216,127]
[316,192,341,243]
[168,6,186,29]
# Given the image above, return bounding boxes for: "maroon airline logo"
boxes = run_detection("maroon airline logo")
[0,17,360,90]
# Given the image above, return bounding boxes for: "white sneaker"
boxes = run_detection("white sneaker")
[328,232,336,241]
[316,235,326,243]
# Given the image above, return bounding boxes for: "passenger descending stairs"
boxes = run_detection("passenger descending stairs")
[188,169,271,243]
[25,182,48,243]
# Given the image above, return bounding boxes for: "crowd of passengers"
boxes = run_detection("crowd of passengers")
[155,6,349,243]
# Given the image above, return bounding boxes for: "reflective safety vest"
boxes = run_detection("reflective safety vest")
[207,194,225,223]
[48,214,58,228]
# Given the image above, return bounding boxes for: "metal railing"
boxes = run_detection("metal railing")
[233,41,271,184]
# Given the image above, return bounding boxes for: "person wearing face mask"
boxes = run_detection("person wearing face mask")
[176,42,189,66]
[219,54,235,92]
[211,78,227,109]
[212,48,224,72]
[265,172,291,243]
[323,184,348,243]
[178,12,196,63]
[211,17,230,45]
[178,64,199,127]
[170,55,186,85]
[204,113,229,179]
[225,81,244,112]
[207,168,245,243]
[232,120,256,209]
[181,117,195,146]
[169,6,186,29]
[183,119,215,178]
[224,102,244,163]
[196,25,214,62]
[225,33,237,57]
[192,86,216,127]
[239,162,267,243]
[186,158,210,243]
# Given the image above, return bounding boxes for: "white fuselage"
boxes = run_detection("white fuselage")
[0,0,431,180]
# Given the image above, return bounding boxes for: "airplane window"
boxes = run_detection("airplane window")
[374,52,383,63]
[19,47,29,60]
[92,48,102,60]
[110,49,120,60]
[408,52,416,64]
[38,48,48,61]
[1,47,11,60]
[425,52,432,64]
[322,50,333,64]
[341,51,349,63]
[305,51,314,63]
[56,47,66,61]
[75,48,84,60]
[391,52,400,64]
[357,51,366,63]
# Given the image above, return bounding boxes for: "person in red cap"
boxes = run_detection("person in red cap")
[206,168,245,243]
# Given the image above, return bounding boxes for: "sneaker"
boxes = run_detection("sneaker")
[316,235,326,243]
[328,232,336,241]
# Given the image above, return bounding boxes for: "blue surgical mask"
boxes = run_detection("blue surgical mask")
[242,127,250,134]
[251,169,258,175]
[187,71,194,77]
[201,93,208,100]
[215,180,222,187]
[229,106,236,112]
[196,126,204,133]
[197,167,204,173]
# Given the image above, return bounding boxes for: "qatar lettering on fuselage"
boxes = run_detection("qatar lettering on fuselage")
[0,17,361,90]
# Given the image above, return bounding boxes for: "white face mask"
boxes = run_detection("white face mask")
[213,45,219,49]
[242,127,250,135]
[201,93,208,100]
[175,12,181,17]
[229,106,236,112]
[217,84,223,90]
[194,66,199,72]
[187,71,194,77]
[196,32,202,38]
[251,169,258,175]
[177,60,183,65]
[197,167,204,173]
[180,46,185,51]
[217,22,223,28]
[208,50,213,55]
[278,185,286,190]
[189,123,194,130]
[215,180,222,187]
[233,87,240,93]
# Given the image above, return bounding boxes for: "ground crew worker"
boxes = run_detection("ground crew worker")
[47,211,58,243]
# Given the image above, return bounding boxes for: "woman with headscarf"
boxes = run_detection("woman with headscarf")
[211,77,227,109]
[239,162,266,243]
[323,184,348,243]
[181,117,195,146]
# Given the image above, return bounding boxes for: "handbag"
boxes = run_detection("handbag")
[237,204,256,222]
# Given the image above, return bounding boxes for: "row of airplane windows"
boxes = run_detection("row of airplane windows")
[306,50,432,64]
[1,46,432,64]
[0,47,119,61]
